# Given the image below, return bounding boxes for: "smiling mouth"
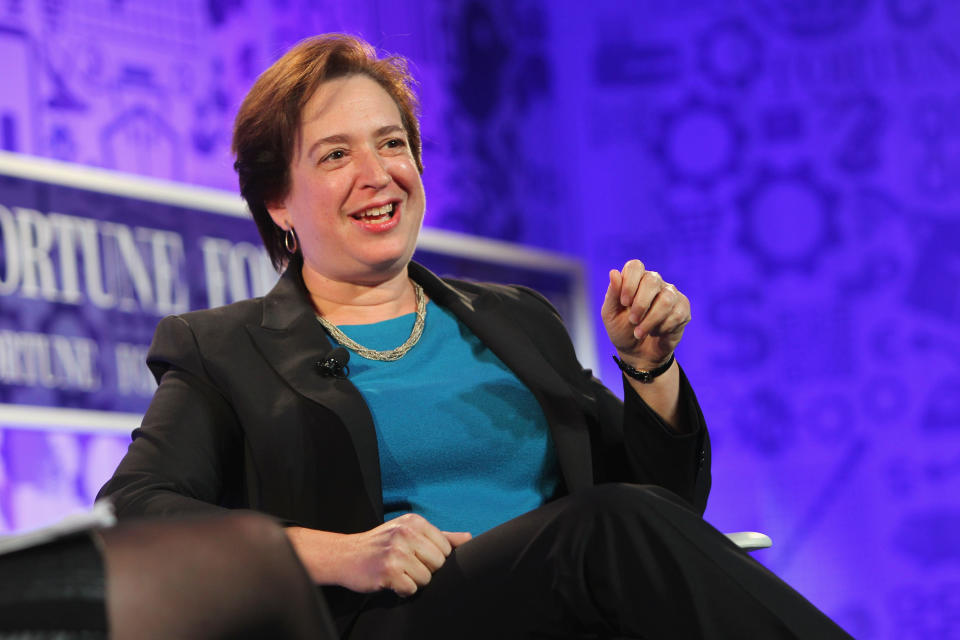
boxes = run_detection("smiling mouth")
[350,203,396,225]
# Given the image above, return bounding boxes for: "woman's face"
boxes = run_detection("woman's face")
[268,74,425,285]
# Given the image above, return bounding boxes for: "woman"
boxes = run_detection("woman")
[99,34,851,639]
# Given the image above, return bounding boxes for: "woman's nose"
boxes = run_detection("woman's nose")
[357,148,391,189]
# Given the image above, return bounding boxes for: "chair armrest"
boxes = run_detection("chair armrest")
[724,531,772,551]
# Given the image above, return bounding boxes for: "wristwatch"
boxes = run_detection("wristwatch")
[612,352,675,383]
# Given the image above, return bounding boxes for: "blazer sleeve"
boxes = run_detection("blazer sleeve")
[513,285,711,514]
[618,368,710,513]
[97,315,244,519]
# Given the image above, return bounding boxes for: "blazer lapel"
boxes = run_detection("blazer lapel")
[244,264,384,519]
[409,262,594,493]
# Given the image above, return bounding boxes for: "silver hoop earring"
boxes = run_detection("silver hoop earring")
[284,227,298,254]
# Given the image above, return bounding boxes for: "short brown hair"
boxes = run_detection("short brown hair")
[232,33,423,270]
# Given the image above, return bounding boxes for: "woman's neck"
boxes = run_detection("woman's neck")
[301,264,419,326]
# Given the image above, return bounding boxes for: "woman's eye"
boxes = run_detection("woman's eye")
[322,149,346,163]
[384,138,406,149]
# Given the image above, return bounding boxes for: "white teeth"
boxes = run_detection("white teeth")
[356,203,394,218]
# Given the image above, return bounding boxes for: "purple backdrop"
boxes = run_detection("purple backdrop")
[2,1,959,636]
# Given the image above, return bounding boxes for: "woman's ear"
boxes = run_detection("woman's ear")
[265,200,290,231]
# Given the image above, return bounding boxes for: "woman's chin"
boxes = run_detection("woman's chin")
[360,238,419,269]
[348,250,417,280]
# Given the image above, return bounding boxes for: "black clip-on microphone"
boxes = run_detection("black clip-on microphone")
[316,347,350,378]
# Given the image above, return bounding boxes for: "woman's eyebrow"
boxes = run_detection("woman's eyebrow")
[306,134,349,159]
[305,125,405,159]
[375,125,405,137]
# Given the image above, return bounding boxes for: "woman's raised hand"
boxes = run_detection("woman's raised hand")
[285,514,472,597]
[601,260,690,369]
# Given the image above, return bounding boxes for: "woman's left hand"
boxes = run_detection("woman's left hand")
[601,260,690,369]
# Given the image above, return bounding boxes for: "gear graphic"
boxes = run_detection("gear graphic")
[651,95,746,190]
[735,387,796,457]
[736,164,841,274]
[696,18,765,89]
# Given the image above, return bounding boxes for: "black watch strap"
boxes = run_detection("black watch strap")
[612,352,675,383]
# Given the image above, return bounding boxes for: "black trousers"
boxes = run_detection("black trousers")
[346,484,853,639]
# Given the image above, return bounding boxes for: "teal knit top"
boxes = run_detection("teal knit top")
[337,301,560,535]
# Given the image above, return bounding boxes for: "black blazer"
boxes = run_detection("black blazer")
[98,260,711,536]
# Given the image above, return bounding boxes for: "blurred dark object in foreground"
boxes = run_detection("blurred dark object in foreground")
[0,513,337,639]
